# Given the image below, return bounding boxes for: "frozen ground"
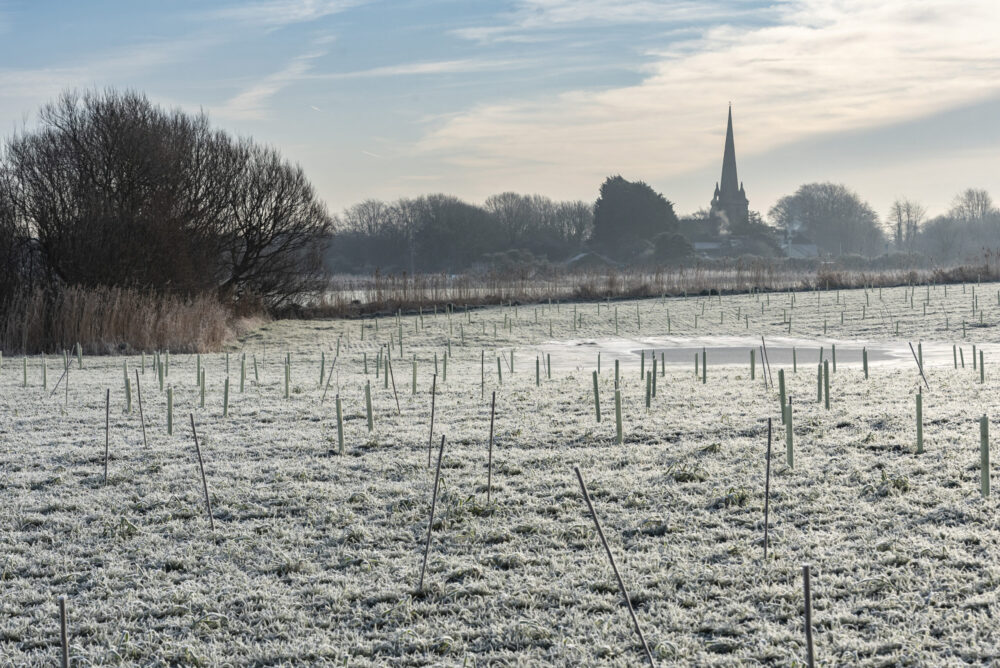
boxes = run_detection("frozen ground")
[3,282,1000,665]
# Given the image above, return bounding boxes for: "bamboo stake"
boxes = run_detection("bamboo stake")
[573,466,655,667]
[419,434,446,591]
[803,564,815,668]
[103,388,110,485]
[189,414,215,531]
[487,391,496,504]
[134,371,147,448]
[59,595,69,668]
[763,418,772,560]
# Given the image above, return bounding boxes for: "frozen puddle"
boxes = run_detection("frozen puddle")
[538,336,985,371]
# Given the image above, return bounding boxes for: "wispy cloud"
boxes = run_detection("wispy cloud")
[0,34,220,110]
[421,0,1000,201]
[453,0,774,43]
[314,58,529,80]
[205,0,368,28]
[212,50,327,121]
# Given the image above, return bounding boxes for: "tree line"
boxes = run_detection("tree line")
[0,89,332,309]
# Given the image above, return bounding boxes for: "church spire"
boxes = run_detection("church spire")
[720,104,739,196]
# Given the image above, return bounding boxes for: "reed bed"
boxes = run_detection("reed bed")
[0,286,232,354]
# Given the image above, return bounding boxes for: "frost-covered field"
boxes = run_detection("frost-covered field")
[4,282,1000,665]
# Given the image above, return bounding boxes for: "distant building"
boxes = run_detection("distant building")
[709,106,749,230]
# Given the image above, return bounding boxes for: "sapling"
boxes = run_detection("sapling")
[200,369,205,408]
[982,415,990,498]
[135,371,147,448]
[916,391,923,454]
[778,369,786,424]
[240,355,246,393]
[365,380,373,432]
[427,374,437,466]
[412,357,417,395]
[863,348,868,379]
[823,360,830,409]
[981,350,985,384]
[223,377,229,418]
[645,372,651,409]
[496,357,502,385]
[124,361,132,413]
[614,386,623,445]
[336,395,344,455]
[786,396,794,467]
[167,387,173,435]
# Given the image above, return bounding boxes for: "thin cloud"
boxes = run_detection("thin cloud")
[421,0,1000,199]
[314,58,529,80]
[204,0,367,27]
[453,0,775,43]
[213,50,326,121]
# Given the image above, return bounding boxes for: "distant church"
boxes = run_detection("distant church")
[709,105,749,229]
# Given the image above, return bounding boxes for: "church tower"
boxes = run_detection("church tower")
[710,105,749,230]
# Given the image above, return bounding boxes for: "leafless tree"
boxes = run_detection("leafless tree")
[950,188,995,223]
[2,88,331,308]
[888,199,926,251]
[216,140,331,307]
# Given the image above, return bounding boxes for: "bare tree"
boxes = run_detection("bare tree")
[888,199,926,251]
[3,88,331,308]
[217,140,331,307]
[950,188,995,223]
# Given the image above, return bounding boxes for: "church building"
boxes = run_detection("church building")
[709,106,749,230]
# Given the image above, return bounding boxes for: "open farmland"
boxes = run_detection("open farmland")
[4,282,1000,665]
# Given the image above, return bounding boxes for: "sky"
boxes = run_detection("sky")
[0,0,998,220]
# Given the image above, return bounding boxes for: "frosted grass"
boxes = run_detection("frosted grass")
[1,282,1000,665]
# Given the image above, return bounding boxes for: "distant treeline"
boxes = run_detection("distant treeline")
[330,176,1000,275]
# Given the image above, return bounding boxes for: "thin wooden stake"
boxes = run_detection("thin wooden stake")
[387,354,401,415]
[134,371,147,448]
[487,391,496,504]
[59,595,69,668]
[103,388,110,485]
[573,466,655,667]
[763,418,772,560]
[908,342,930,389]
[419,434,446,591]
[189,414,215,532]
[803,564,815,668]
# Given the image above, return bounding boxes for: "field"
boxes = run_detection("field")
[3,282,1000,665]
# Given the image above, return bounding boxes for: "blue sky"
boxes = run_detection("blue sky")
[1,0,998,219]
